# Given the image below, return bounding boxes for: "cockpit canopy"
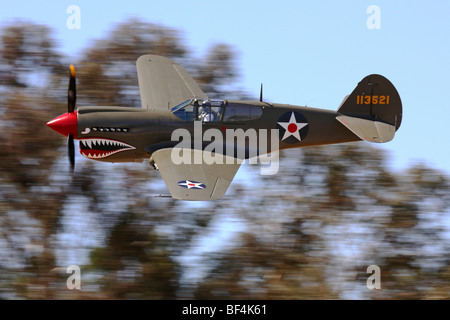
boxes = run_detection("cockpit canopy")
[171,99,262,122]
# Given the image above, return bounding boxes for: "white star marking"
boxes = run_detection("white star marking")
[277,112,308,141]
[178,180,206,189]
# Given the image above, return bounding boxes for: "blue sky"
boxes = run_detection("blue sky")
[3,0,450,174]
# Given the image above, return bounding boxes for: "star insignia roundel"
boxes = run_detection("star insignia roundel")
[277,111,309,144]
[177,180,206,189]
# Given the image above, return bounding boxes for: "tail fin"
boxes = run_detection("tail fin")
[336,74,402,143]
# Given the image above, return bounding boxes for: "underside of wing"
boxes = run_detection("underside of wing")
[136,55,208,111]
[150,148,241,201]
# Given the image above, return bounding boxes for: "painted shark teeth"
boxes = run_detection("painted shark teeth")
[79,139,130,148]
[79,138,136,159]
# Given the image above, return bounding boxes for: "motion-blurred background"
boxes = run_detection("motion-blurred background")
[0,1,449,299]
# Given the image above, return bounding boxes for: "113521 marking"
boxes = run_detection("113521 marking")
[357,95,390,105]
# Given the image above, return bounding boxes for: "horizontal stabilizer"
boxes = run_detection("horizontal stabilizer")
[336,115,395,143]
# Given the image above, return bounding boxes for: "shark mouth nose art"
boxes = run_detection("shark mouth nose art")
[79,138,136,159]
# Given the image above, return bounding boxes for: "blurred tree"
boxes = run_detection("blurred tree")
[0,22,64,88]
[87,211,179,299]
[194,43,238,98]
[190,145,449,299]
[354,163,450,299]
[77,19,186,107]
[0,22,68,299]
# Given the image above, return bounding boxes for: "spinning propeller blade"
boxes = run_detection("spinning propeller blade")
[68,65,76,178]
[68,64,76,113]
[68,133,75,180]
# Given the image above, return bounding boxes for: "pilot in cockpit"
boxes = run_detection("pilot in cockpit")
[198,101,216,122]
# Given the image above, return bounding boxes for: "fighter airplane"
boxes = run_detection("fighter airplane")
[47,55,402,200]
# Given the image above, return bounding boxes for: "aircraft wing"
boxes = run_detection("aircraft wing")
[136,55,208,111]
[150,148,241,201]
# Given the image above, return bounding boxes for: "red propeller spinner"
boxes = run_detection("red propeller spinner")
[46,111,78,137]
